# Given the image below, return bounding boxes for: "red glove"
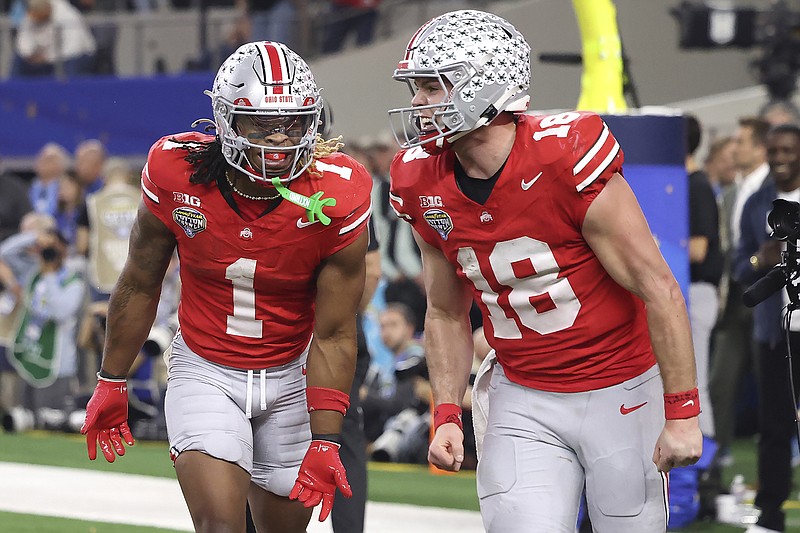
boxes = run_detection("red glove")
[80,376,135,462]
[289,440,352,521]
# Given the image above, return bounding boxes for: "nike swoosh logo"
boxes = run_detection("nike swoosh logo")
[521,171,543,191]
[681,399,695,408]
[619,401,648,415]
[297,218,318,229]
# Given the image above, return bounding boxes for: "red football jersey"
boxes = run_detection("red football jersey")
[142,132,372,369]
[390,112,656,392]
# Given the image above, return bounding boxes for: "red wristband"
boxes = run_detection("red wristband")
[664,388,700,420]
[306,386,350,415]
[433,403,463,431]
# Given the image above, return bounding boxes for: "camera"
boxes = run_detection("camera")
[370,407,430,463]
[672,1,800,100]
[743,199,800,308]
[142,325,175,358]
[768,198,800,241]
[39,246,60,262]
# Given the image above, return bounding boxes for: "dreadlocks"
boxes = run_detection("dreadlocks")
[168,136,227,185]
[309,135,344,177]
[171,133,344,184]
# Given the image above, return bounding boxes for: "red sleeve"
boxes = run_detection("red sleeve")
[568,113,624,202]
[141,133,210,233]
[140,139,174,230]
[559,114,625,226]
[388,148,425,222]
[323,156,373,257]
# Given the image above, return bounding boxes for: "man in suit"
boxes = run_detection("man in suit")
[734,124,800,533]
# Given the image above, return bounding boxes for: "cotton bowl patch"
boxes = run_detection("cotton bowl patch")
[423,208,454,240]
[172,207,207,238]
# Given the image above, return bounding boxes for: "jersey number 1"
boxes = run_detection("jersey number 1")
[225,258,262,338]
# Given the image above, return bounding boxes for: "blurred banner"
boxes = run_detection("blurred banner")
[602,113,689,298]
[0,74,214,158]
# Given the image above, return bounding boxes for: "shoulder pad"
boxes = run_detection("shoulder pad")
[145,132,214,191]
[308,152,372,220]
[528,112,622,191]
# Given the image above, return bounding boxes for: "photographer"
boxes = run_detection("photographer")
[362,303,430,463]
[734,124,800,533]
[10,228,84,429]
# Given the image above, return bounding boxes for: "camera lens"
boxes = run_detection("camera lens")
[40,247,59,261]
[768,199,800,241]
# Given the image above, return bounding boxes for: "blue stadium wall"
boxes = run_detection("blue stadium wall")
[601,114,689,299]
[0,75,214,157]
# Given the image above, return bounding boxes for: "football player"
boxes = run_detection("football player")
[387,10,702,533]
[81,41,372,532]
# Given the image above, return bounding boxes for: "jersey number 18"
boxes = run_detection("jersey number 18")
[458,236,581,338]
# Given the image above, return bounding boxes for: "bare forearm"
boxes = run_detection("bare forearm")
[99,204,176,376]
[307,328,357,434]
[0,261,18,291]
[310,229,368,434]
[647,280,697,394]
[425,311,473,406]
[307,330,356,392]
[358,250,381,312]
[101,276,161,377]
[414,229,474,407]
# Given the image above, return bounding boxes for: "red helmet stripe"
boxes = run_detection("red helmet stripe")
[264,42,286,95]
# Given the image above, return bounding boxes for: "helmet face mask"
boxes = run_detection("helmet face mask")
[209,41,322,184]
[231,113,317,177]
[391,65,471,154]
[388,10,531,154]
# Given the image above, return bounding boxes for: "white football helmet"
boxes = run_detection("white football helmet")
[208,41,322,183]
[388,10,531,154]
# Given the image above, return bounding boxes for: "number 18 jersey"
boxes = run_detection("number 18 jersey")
[142,132,372,370]
[389,113,655,393]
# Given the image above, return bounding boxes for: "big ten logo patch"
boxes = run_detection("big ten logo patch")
[419,195,444,208]
[173,192,201,207]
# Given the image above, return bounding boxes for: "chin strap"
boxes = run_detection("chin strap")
[270,177,336,226]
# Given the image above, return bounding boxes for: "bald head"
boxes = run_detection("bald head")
[75,139,107,186]
[27,0,52,23]
[34,143,69,182]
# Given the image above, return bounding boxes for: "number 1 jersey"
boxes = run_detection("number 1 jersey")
[142,132,372,369]
[389,113,656,393]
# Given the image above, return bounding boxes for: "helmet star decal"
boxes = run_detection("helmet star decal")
[389,9,531,154]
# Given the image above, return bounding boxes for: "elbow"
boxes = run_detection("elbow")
[644,272,687,311]
[314,320,357,345]
[667,278,688,310]
[424,305,470,331]
[116,271,162,300]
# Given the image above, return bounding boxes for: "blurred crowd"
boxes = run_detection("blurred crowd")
[1,0,386,77]
[0,139,179,439]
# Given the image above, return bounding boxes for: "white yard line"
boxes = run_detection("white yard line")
[0,462,484,532]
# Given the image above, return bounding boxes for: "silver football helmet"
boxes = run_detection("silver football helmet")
[388,10,531,153]
[208,41,322,183]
